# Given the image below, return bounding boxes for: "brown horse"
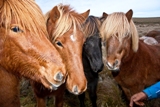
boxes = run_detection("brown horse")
[31,4,89,107]
[145,30,160,43]
[0,0,67,107]
[146,30,160,38]
[100,9,160,106]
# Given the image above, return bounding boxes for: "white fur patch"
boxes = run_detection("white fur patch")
[140,36,158,45]
[70,34,76,41]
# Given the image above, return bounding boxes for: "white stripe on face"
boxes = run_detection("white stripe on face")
[70,34,76,41]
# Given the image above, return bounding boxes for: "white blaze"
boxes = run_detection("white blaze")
[70,34,76,41]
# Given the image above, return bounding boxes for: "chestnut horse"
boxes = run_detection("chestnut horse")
[31,4,89,107]
[145,30,160,43]
[100,9,160,106]
[78,15,105,107]
[139,30,160,45]
[0,0,67,107]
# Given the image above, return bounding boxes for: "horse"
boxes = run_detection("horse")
[146,30,160,38]
[145,30,160,43]
[31,4,89,107]
[139,30,160,45]
[0,0,67,107]
[139,35,158,45]
[78,15,105,107]
[100,9,160,107]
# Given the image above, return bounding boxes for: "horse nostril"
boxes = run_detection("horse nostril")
[54,72,64,82]
[106,62,113,69]
[93,68,98,72]
[113,60,119,67]
[72,85,79,95]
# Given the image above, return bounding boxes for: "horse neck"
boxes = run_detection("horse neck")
[115,41,160,95]
[122,41,146,64]
[120,39,135,63]
[122,40,159,65]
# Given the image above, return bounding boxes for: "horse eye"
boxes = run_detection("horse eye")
[56,41,63,47]
[11,26,22,32]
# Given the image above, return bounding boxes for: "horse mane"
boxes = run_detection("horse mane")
[83,15,101,38]
[100,12,139,52]
[45,4,86,41]
[0,0,47,36]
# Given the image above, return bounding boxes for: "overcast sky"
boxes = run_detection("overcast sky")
[35,0,160,18]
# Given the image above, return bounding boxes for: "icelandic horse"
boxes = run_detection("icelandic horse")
[0,0,67,107]
[145,30,160,43]
[100,9,160,107]
[31,4,89,107]
[78,15,105,107]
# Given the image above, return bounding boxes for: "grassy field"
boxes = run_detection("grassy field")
[133,17,160,24]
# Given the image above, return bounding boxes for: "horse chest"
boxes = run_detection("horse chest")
[115,74,133,86]
[114,68,139,89]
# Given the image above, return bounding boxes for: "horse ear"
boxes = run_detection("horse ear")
[100,12,108,22]
[102,12,108,18]
[49,6,60,23]
[80,9,90,22]
[0,0,4,9]
[125,9,133,22]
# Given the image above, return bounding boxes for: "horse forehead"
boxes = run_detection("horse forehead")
[69,33,84,42]
[86,38,96,47]
[70,34,76,42]
[58,33,83,44]
[69,30,84,41]
[107,36,119,46]
[107,37,120,52]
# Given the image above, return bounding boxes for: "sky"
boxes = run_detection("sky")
[35,0,160,18]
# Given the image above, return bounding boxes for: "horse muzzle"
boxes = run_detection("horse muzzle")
[106,61,120,72]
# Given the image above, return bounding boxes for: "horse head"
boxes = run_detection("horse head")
[45,4,90,95]
[0,0,67,90]
[82,15,106,73]
[100,9,139,72]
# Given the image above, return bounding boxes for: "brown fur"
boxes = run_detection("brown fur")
[146,30,160,43]
[0,0,66,106]
[101,9,160,106]
[31,4,90,107]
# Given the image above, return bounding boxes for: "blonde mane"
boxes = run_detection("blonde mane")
[100,12,139,52]
[0,0,47,36]
[83,16,101,38]
[45,4,85,41]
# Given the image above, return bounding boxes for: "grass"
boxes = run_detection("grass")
[20,59,160,107]
[20,67,128,107]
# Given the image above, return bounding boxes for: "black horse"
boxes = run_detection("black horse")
[78,15,106,107]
